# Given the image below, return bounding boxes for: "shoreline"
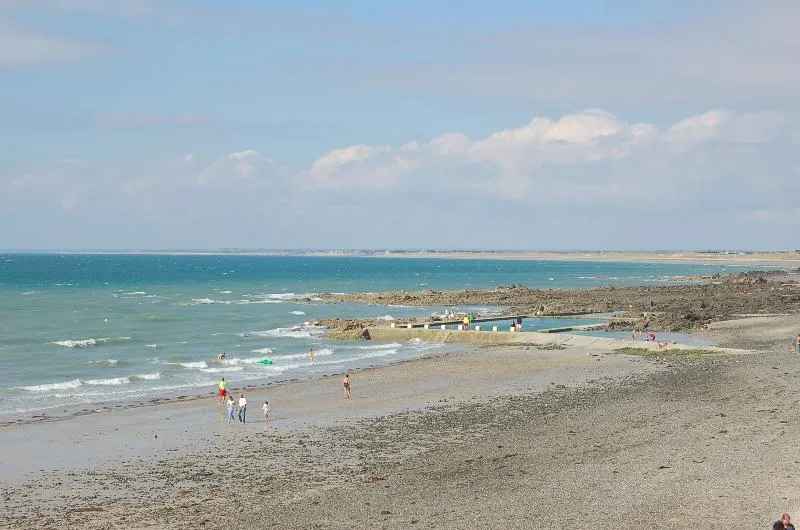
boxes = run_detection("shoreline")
[2,313,799,528]
[0,330,741,430]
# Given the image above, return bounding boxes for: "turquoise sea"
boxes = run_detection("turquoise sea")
[0,253,752,420]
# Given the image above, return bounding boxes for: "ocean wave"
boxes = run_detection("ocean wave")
[290,310,306,316]
[356,342,402,350]
[133,372,161,380]
[226,354,271,365]
[146,344,158,348]
[244,325,324,339]
[271,347,334,361]
[85,377,130,386]
[378,315,395,321]
[51,336,131,348]
[175,361,209,369]
[51,338,104,348]
[88,359,120,366]
[265,292,298,300]
[200,366,244,373]
[20,379,82,392]
[315,348,396,366]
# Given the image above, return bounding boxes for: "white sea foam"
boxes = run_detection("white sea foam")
[177,361,209,369]
[133,372,161,380]
[290,310,306,316]
[266,292,297,300]
[51,338,103,348]
[227,354,271,365]
[246,325,324,339]
[220,290,233,294]
[20,379,83,392]
[146,344,158,348]
[378,315,395,321]
[125,291,147,295]
[191,298,215,304]
[85,377,130,386]
[88,359,120,366]
[200,366,244,373]
[356,342,402,350]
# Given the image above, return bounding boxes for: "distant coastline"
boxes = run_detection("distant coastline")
[3,249,800,265]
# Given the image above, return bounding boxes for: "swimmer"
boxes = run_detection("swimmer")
[217,352,227,360]
[308,347,315,363]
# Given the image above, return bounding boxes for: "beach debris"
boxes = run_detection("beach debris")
[153,434,158,439]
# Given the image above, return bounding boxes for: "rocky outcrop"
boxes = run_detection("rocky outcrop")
[304,271,799,335]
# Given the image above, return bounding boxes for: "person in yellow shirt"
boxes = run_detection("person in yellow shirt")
[218,377,228,404]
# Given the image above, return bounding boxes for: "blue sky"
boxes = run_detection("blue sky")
[1,0,798,250]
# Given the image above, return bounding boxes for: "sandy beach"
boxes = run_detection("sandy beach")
[3,311,799,529]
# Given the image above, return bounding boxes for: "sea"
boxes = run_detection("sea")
[0,253,760,420]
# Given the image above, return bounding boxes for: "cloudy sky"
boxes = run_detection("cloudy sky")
[1,0,799,250]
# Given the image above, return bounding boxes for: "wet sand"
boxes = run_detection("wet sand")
[2,315,799,529]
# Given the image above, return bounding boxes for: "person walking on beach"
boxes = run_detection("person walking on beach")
[238,393,247,423]
[462,315,470,330]
[792,334,800,354]
[262,400,270,422]
[226,395,236,423]
[218,377,228,404]
[343,373,351,399]
[308,347,315,363]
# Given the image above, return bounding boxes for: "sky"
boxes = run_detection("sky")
[1,0,799,251]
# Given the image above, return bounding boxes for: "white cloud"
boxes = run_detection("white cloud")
[300,109,800,210]
[197,150,278,185]
[2,108,799,249]
[0,19,106,67]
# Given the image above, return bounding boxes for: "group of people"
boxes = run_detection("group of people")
[217,377,270,424]
[215,371,353,423]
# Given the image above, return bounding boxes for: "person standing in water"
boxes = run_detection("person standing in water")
[238,393,247,423]
[343,373,351,399]
[308,347,316,363]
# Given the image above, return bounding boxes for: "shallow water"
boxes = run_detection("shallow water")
[0,253,735,418]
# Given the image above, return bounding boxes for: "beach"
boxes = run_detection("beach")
[3,311,799,529]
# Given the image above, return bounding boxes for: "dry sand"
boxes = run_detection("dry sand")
[2,315,800,529]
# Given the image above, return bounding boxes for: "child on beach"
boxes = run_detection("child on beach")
[343,374,351,399]
[226,395,236,423]
[262,400,270,422]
